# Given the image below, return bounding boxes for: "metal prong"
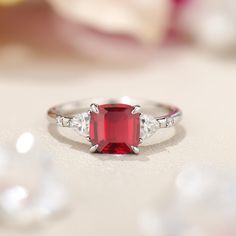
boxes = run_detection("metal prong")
[86,136,91,142]
[132,105,141,114]
[131,146,139,154]
[90,103,99,114]
[90,144,99,153]
[139,138,143,144]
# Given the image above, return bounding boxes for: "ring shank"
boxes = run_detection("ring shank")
[48,98,182,128]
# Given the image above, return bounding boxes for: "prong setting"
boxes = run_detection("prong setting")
[90,144,99,153]
[131,146,139,154]
[86,136,91,142]
[132,105,141,115]
[90,103,99,114]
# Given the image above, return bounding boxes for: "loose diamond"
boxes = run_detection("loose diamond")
[140,114,159,140]
[70,112,90,137]
[0,137,68,226]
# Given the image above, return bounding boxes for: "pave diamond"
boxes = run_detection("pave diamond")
[166,117,174,127]
[140,114,159,140]
[56,116,63,127]
[70,112,90,137]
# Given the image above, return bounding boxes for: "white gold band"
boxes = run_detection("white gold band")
[48,98,182,129]
[47,98,182,154]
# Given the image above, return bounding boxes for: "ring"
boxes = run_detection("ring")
[47,97,182,154]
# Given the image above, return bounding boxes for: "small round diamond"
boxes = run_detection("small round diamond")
[140,114,159,140]
[70,112,90,137]
[56,116,63,127]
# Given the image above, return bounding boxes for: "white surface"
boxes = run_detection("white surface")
[0,45,236,235]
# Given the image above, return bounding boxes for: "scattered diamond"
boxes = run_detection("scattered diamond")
[0,134,68,226]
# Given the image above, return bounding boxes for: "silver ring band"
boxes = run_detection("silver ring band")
[47,97,182,154]
[48,98,182,128]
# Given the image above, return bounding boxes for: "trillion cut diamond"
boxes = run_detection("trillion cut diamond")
[70,112,90,137]
[140,114,159,140]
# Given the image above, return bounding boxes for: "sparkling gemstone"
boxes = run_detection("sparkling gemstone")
[90,104,140,154]
[0,133,68,226]
[166,117,174,127]
[56,116,63,127]
[140,114,159,140]
[70,112,90,137]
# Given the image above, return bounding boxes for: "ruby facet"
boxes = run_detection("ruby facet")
[90,104,140,154]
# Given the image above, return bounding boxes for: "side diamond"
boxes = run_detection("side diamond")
[70,112,90,137]
[140,114,159,140]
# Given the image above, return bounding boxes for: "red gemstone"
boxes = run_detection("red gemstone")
[90,104,140,154]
